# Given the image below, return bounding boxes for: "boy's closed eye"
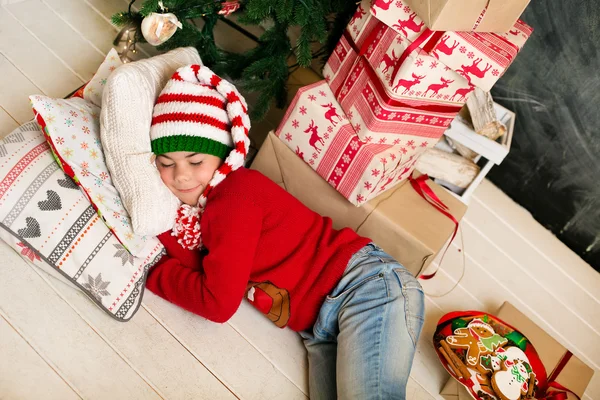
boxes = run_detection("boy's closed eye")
[157,154,204,168]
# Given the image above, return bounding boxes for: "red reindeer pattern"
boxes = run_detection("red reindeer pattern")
[378,176,396,193]
[379,49,398,75]
[370,0,394,15]
[431,35,459,59]
[295,146,304,161]
[423,77,454,98]
[392,13,425,37]
[457,58,492,83]
[450,84,476,102]
[304,120,325,153]
[393,73,426,94]
[350,4,366,25]
[321,103,342,126]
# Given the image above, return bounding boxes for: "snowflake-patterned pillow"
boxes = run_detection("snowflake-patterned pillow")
[0,122,164,320]
[29,94,152,257]
[82,48,123,107]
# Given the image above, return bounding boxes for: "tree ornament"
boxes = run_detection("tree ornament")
[141,12,182,46]
[218,0,240,16]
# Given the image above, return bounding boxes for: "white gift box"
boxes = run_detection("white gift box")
[433,102,515,203]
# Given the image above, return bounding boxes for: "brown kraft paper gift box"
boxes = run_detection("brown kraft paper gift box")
[251,132,467,277]
[440,302,595,400]
[405,0,530,32]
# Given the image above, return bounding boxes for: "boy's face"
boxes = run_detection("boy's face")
[156,151,223,206]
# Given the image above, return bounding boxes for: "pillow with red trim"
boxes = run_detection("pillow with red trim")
[69,48,123,106]
[29,94,157,257]
[434,311,545,400]
[0,121,164,320]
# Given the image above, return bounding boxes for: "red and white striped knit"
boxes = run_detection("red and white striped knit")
[150,64,251,250]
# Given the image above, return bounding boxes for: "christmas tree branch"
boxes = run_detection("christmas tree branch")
[113,0,354,120]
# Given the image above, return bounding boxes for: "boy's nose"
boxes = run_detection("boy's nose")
[174,167,191,183]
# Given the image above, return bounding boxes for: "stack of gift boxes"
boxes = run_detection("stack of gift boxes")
[274,0,532,206]
[253,0,532,275]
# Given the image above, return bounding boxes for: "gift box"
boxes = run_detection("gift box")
[404,0,531,32]
[338,56,461,144]
[323,0,379,95]
[433,102,515,203]
[275,80,424,205]
[324,6,470,148]
[439,302,595,400]
[370,0,532,91]
[323,33,359,97]
[250,131,467,276]
[497,302,595,399]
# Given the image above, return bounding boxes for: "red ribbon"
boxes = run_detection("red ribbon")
[389,27,435,85]
[408,174,459,280]
[536,352,580,400]
[422,30,446,54]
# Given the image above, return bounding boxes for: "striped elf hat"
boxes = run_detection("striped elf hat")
[151,64,250,250]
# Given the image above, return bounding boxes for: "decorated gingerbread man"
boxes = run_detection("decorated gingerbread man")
[446,318,508,366]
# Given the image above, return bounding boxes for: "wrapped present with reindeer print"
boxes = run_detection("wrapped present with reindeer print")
[324,0,471,144]
[324,0,532,143]
[275,80,427,206]
[370,0,533,91]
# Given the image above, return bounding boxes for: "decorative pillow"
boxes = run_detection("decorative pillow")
[0,122,164,320]
[29,95,153,257]
[100,47,202,236]
[82,48,123,107]
[70,48,122,104]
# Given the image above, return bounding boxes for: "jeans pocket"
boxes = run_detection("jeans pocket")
[393,268,425,347]
[325,273,384,302]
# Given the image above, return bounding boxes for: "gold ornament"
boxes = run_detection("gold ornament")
[140,12,182,46]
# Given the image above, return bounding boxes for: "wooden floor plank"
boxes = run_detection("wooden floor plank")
[0,106,19,139]
[0,11,83,98]
[41,0,117,55]
[0,243,162,400]
[0,54,40,123]
[143,293,308,400]
[473,180,600,293]
[228,301,308,395]
[470,189,600,307]
[27,258,238,400]
[5,0,105,81]
[0,315,81,400]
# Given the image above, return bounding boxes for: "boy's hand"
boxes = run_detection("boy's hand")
[157,230,204,271]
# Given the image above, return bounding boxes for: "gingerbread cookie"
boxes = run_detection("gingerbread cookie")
[446,318,508,366]
[467,368,498,400]
[491,355,535,400]
[480,346,530,374]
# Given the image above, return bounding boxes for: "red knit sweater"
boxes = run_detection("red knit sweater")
[146,168,370,331]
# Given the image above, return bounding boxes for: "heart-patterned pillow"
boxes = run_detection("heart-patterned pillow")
[0,121,164,320]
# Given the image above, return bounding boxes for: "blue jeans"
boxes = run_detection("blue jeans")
[300,244,425,399]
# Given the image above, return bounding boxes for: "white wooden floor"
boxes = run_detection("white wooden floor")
[1,1,599,399]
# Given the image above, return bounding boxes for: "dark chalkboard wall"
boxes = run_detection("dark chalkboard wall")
[489,1,600,271]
